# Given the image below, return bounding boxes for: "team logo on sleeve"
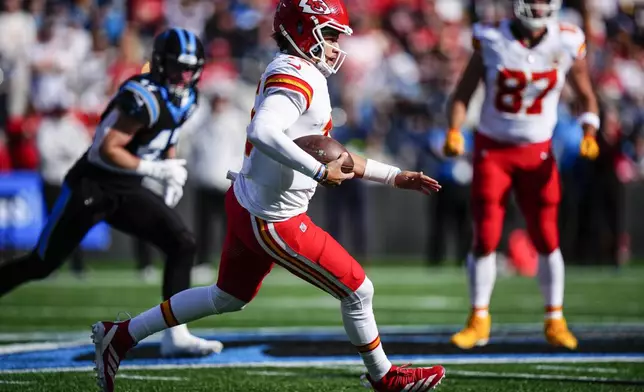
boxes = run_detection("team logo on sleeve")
[299,0,331,15]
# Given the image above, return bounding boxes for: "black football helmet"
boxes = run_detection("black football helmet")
[150,28,205,100]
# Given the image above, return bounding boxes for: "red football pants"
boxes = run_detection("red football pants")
[216,188,366,302]
[471,133,560,255]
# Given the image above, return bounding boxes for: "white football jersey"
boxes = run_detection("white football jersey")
[475,19,586,144]
[234,53,333,221]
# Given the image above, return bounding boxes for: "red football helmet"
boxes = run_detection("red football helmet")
[274,0,353,76]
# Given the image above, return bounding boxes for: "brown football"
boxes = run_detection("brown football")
[293,135,354,173]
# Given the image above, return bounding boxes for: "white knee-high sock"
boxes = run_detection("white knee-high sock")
[128,285,245,342]
[467,252,497,316]
[538,248,565,319]
[341,278,392,381]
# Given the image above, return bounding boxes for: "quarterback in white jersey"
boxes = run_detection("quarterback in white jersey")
[443,0,599,351]
[90,1,446,391]
[234,52,334,221]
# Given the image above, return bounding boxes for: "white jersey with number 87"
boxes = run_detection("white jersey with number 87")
[474,19,586,144]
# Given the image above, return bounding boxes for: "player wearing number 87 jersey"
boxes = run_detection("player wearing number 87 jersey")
[444,0,600,351]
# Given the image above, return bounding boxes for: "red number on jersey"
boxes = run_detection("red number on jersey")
[495,69,526,114]
[526,70,558,114]
[494,68,558,115]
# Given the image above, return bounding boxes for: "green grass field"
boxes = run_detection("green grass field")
[0,263,643,391]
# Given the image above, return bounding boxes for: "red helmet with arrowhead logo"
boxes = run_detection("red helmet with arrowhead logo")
[274,0,353,76]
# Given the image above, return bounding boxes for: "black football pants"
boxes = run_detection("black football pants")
[0,177,195,299]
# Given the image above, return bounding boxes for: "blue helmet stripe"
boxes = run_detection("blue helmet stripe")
[186,30,197,55]
[173,27,187,55]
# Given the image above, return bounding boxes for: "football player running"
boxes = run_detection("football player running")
[91,0,444,391]
[0,28,223,357]
[444,0,599,350]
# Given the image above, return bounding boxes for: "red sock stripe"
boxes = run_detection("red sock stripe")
[356,335,381,353]
[160,299,179,327]
[545,306,563,313]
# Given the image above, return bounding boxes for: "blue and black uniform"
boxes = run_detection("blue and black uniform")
[0,28,205,299]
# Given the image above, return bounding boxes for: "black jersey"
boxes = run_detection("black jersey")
[66,73,198,188]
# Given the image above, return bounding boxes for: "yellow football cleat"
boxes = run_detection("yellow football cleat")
[451,312,491,349]
[545,318,578,350]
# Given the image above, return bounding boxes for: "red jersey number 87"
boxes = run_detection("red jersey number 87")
[494,68,558,115]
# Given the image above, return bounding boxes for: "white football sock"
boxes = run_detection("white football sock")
[128,285,246,343]
[341,278,392,382]
[538,248,565,319]
[467,252,497,316]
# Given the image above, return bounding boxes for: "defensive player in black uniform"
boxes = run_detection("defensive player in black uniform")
[0,28,222,357]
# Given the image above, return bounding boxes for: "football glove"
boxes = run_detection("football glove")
[443,128,465,157]
[136,159,188,186]
[164,180,184,208]
[580,132,599,160]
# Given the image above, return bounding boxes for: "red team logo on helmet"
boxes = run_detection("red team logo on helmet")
[274,0,352,76]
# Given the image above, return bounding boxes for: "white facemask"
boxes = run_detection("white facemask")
[514,0,562,30]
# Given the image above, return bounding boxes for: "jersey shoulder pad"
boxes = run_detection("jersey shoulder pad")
[263,54,316,112]
[116,76,161,127]
[557,22,586,60]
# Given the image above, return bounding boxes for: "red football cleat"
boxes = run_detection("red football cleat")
[91,320,136,392]
[362,364,446,391]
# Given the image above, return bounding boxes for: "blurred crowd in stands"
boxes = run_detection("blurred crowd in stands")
[1,0,643,268]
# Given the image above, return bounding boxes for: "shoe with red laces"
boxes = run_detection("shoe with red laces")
[362,364,446,391]
[91,320,136,392]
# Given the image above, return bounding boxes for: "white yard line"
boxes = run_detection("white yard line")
[534,365,620,374]
[1,356,643,375]
[0,340,90,355]
[119,374,186,381]
[0,380,34,384]
[245,370,299,377]
[448,369,640,384]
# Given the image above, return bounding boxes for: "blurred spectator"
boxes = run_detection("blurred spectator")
[0,0,37,118]
[35,89,91,277]
[412,114,473,265]
[577,104,630,266]
[186,88,246,283]
[106,26,144,97]
[75,28,112,114]
[0,133,11,172]
[164,0,215,37]
[6,110,39,170]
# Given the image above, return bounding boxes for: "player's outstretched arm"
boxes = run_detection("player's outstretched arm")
[568,55,601,160]
[350,152,440,194]
[247,93,352,184]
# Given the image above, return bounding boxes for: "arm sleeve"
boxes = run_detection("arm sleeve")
[246,93,324,178]
[116,80,161,127]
